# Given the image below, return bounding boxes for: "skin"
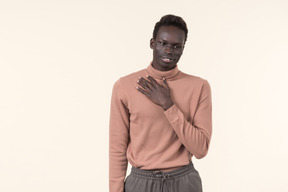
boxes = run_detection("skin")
[136,25,186,110]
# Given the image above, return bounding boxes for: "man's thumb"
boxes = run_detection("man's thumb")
[162,78,169,89]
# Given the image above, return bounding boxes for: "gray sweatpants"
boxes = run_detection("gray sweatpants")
[124,162,202,192]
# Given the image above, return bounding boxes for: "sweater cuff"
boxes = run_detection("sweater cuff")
[163,103,180,123]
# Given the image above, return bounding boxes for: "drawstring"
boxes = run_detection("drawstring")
[153,171,170,192]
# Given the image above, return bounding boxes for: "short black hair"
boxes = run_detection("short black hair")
[153,14,188,42]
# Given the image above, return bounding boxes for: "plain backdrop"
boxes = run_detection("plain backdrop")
[1,0,288,192]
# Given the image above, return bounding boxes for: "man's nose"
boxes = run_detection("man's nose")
[164,45,172,53]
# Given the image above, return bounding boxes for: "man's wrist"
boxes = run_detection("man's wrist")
[162,100,174,111]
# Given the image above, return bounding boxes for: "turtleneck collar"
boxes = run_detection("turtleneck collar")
[145,62,181,80]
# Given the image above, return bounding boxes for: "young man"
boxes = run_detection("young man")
[109,14,212,192]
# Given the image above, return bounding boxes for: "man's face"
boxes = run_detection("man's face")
[150,25,186,71]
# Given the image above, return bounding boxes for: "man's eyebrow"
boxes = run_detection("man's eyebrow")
[159,38,182,45]
[159,38,167,42]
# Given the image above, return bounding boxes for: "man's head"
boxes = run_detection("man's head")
[150,14,188,71]
[152,14,188,43]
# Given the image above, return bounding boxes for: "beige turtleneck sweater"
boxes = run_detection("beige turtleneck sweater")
[109,62,212,192]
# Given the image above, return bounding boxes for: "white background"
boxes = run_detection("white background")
[1,0,288,191]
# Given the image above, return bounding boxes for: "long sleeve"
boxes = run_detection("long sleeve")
[109,79,130,192]
[163,80,212,159]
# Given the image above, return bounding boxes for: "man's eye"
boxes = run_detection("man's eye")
[174,45,182,49]
[159,42,166,45]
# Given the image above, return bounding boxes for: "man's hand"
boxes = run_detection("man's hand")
[136,75,174,110]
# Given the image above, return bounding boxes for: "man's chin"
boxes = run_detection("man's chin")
[152,59,178,70]
[159,63,177,71]
[160,59,177,68]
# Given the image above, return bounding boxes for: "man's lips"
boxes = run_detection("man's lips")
[161,57,175,63]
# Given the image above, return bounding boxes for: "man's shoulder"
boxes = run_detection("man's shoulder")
[114,68,146,86]
[180,71,209,85]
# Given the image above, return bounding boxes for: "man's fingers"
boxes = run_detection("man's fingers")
[138,78,152,90]
[147,75,159,87]
[136,86,150,96]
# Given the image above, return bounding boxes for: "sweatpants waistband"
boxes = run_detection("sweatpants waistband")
[131,162,195,180]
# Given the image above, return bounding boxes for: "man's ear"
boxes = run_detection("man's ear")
[150,38,154,49]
